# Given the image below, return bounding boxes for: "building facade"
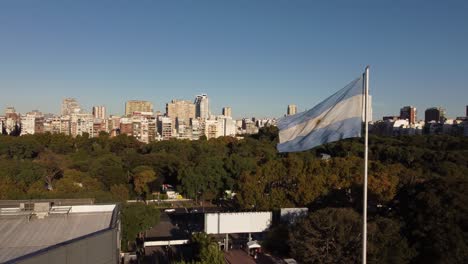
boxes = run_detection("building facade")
[222,107,232,117]
[287,104,297,116]
[92,106,106,119]
[194,94,210,119]
[166,99,196,125]
[400,106,417,124]
[125,100,153,116]
[425,107,446,123]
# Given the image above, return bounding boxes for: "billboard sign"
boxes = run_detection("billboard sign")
[204,212,272,234]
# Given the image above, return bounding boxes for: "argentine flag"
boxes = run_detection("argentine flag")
[277,76,366,152]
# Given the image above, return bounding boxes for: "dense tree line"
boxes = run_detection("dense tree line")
[0,129,467,263]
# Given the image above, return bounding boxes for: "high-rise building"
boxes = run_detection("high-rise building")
[20,111,44,135]
[61,98,81,116]
[400,106,417,124]
[425,107,446,123]
[204,119,218,139]
[194,94,210,119]
[466,105,468,117]
[222,107,232,117]
[166,100,196,125]
[287,104,297,116]
[125,100,153,116]
[217,115,236,137]
[92,106,106,119]
[157,116,173,140]
[119,118,133,136]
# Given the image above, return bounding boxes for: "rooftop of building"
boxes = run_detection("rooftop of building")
[0,200,118,263]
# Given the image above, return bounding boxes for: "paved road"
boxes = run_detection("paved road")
[224,250,279,264]
[225,250,256,264]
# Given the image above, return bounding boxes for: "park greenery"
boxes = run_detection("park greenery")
[0,128,467,263]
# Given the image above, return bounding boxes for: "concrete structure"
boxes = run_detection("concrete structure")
[242,118,259,135]
[371,119,424,136]
[70,113,94,137]
[92,106,106,119]
[204,119,218,139]
[131,116,157,143]
[175,118,192,140]
[222,107,232,117]
[61,98,81,116]
[108,115,121,137]
[20,111,44,135]
[158,116,173,140]
[425,107,446,123]
[119,117,133,136]
[287,104,297,116]
[0,201,120,264]
[20,114,35,135]
[166,99,196,125]
[216,115,236,137]
[190,119,201,140]
[194,94,210,119]
[92,119,108,138]
[400,106,417,124]
[125,100,153,116]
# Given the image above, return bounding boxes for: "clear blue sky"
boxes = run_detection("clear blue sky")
[1,0,467,119]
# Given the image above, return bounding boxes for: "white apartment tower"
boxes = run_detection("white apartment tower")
[222,107,232,117]
[194,94,210,119]
[92,106,106,119]
[287,104,297,116]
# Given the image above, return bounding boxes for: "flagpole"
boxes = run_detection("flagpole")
[362,66,369,264]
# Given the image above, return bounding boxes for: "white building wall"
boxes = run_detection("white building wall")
[21,115,36,135]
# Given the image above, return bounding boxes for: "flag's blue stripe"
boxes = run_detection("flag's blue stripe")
[277,117,362,152]
[278,77,363,131]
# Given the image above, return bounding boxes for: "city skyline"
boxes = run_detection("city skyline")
[0,94,468,122]
[1,1,467,119]
[1,95,467,121]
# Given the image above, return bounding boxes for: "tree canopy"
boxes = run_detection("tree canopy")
[0,131,467,262]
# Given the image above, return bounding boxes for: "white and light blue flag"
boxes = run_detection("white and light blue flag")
[277,76,365,152]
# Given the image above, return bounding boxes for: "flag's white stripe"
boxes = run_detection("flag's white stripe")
[279,94,363,144]
[277,117,362,152]
[278,77,363,131]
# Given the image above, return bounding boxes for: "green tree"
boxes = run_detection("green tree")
[121,203,160,252]
[289,208,413,264]
[289,208,362,263]
[34,150,66,190]
[110,184,130,202]
[394,177,468,263]
[89,154,127,189]
[190,232,224,264]
[132,165,156,199]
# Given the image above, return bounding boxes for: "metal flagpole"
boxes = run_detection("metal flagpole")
[362,66,370,264]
